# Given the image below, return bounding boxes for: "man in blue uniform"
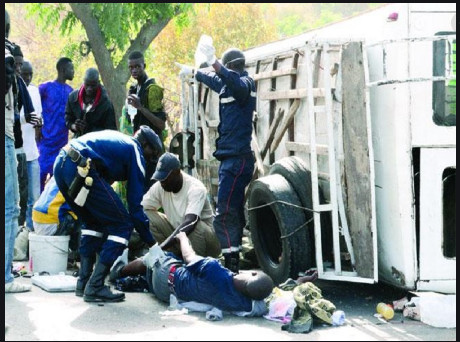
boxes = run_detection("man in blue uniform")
[177,42,256,272]
[53,125,162,302]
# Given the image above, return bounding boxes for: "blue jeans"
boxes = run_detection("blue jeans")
[213,154,254,254]
[26,159,40,230]
[5,136,20,284]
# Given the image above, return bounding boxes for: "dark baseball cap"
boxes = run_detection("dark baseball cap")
[152,152,181,181]
[134,125,163,154]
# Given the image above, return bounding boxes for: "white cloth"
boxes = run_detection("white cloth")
[5,87,15,139]
[142,172,214,227]
[20,84,42,161]
[33,222,58,236]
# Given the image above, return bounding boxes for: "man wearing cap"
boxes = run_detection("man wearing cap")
[141,152,221,258]
[53,125,162,303]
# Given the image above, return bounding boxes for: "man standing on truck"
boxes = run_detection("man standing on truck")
[177,41,256,273]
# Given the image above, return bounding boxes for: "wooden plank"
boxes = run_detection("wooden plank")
[206,119,219,128]
[259,88,325,100]
[251,130,265,177]
[269,100,300,152]
[285,141,329,155]
[253,68,297,81]
[261,108,284,160]
[342,42,374,278]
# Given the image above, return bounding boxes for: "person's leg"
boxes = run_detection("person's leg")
[187,221,221,258]
[5,136,31,292]
[16,151,28,227]
[213,155,254,272]
[144,209,180,255]
[26,159,40,231]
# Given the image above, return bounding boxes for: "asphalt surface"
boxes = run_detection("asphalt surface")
[5,266,456,341]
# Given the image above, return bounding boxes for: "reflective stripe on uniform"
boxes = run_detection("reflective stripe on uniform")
[220,96,235,104]
[221,246,241,254]
[220,91,256,104]
[128,140,145,176]
[81,229,104,238]
[107,235,129,246]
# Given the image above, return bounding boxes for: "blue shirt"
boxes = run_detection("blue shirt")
[38,80,73,154]
[69,130,154,244]
[195,67,256,160]
[173,257,252,312]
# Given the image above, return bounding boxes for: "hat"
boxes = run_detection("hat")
[134,125,162,154]
[152,152,181,181]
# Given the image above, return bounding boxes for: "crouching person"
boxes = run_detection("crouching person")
[53,126,162,302]
[142,152,221,259]
[111,232,274,317]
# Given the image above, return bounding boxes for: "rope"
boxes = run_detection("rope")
[248,199,322,214]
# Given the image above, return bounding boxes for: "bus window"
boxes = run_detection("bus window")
[432,32,456,126]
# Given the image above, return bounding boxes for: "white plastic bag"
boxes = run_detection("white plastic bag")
[194,34,213,68]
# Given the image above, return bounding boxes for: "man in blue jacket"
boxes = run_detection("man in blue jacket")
[53,125,162,302]
[177,43,256,273]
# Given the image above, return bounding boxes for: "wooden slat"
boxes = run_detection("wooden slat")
[261,108,284,159]
[206,119,219,128]
[259,88,325,100]
[285,141,329,155]
[269,100,300,152]
[253,68,297,81]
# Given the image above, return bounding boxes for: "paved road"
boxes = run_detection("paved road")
[5,273,456,341]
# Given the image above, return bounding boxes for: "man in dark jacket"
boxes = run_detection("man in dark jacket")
[65,68,117,138]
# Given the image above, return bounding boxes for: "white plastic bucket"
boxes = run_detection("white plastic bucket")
[29,233,70,275]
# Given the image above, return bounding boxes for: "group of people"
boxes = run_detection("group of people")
[5,9,286,319]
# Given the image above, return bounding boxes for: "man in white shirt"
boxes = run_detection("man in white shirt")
[20,60,42,230]
[141,152,221,258]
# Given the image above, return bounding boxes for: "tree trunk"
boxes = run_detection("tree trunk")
[69,3,171,128]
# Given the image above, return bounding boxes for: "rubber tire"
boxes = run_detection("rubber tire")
[248,174,311,285]
[269,156,333,262]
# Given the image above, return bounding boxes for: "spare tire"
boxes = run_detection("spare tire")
[269,156,333,262]
[248,174,311,285]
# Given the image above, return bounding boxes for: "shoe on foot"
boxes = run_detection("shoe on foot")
[5,281,31,293]
[109,248,128,283]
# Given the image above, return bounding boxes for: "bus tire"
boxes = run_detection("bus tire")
[248,174,311,285]
[269,156,333,262]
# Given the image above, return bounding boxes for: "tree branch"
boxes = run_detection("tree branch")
[69,3,115,79]
[115,17,172,76]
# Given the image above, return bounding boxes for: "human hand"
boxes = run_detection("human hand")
[35,126,42,143]
[200,43,216,63]
[199,43,216,65]
[74,119,86,132]
[174,62,194,80]
[25,112,41,127]
[127,94,142,109]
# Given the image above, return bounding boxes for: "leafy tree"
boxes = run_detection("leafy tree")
[26,3,192,124]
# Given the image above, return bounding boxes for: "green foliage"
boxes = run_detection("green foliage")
[27,3,191,55]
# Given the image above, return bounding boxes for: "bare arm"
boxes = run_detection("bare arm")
[160,214,199,250]
[175,232,196,264]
